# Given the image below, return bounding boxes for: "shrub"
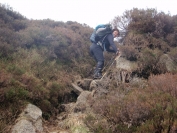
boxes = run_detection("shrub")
[88,73,177,132]
[0,101,25,133]
[90,86,152,133]
[148,73,177,98]
[5,87,29,102]
[0,70,11,87]
[137,48,164,78]
[7,64,25,75]
[168,47,177,64]
[120,45,139,61]
[166,33,177,47]
[137,73,177,132]
[123,32,149,48]
[84,114,112,133]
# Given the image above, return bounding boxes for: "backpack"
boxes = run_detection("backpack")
[90,24,112,43]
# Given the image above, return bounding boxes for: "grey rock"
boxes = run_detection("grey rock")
[11,119,35,133]
[11,103,43,133]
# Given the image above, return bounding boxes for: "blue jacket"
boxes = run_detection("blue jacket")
[100,34,118,53]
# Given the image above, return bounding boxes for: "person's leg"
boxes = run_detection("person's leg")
[90,44,104,79]
[90,44,97,61]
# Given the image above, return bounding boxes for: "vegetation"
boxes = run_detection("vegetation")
[0,4,93,132]
[84,8,177,133]
[0,4,177,133]
[85,73,177,133]
[112,8,177,78]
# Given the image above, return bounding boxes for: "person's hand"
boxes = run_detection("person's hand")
[116,48,120,55]
[115,50,121,60]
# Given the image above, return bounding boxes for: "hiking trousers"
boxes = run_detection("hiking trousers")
[90,43,104,74]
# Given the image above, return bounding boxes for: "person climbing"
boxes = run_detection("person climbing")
[90,24,120,79]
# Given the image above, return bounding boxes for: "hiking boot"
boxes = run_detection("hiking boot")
[93,72,102,79]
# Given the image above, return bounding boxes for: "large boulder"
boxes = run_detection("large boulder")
[11,103,43,133]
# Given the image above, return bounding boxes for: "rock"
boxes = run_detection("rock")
[11,119,35,133]
[22,103,42,121]
[158,54,176,72]
[74,91,91,112]
[111,57,137,83]
[116,57,138,71]
[61,102,76,113]
[71,83,83,95]
[11,103,43,133]
[89,80,109,97]
[76,79,92,91]
[111,69,132,83]
[89,80,99,91]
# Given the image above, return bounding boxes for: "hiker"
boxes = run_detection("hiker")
[90,26,120,79]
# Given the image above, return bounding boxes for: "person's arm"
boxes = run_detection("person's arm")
[106,34,119,53]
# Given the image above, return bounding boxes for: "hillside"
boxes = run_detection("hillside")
[0,4,94,132]
[1,4,177,133]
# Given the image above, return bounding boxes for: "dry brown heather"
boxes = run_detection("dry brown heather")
[85,73,177,133]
